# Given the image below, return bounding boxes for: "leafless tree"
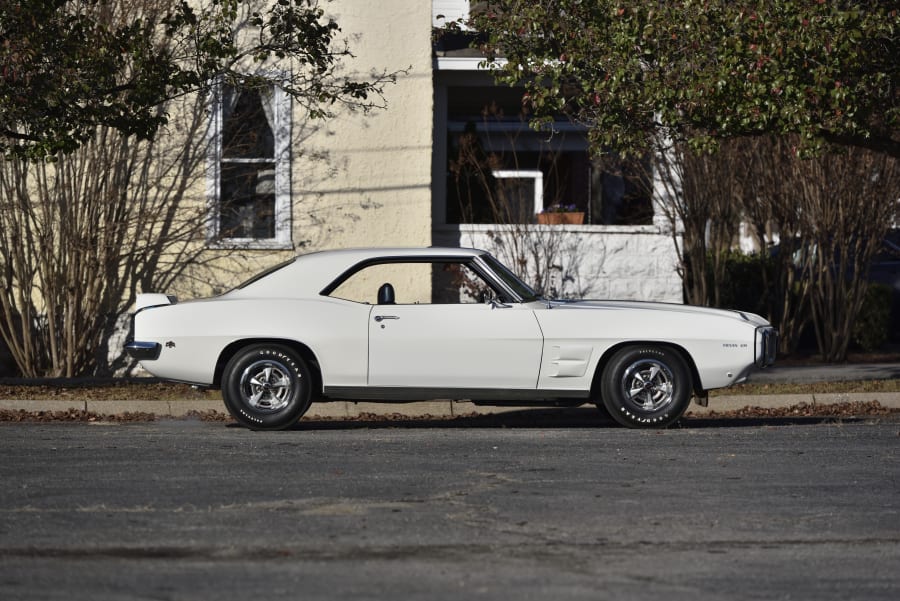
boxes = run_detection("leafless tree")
[0,0,398,377]
[790,147,899,362]
[0,93,217,377]
[736,136,812,355]
[734,137,899,360]
[652,137,742,307]
[654,133,899,360]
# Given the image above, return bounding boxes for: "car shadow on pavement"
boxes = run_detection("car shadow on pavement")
[678,415,878,428]
[281,407,881,431]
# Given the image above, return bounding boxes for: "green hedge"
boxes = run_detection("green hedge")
[853,283,893,352]
[710,251,775,318]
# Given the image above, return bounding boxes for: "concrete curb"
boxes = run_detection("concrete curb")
[2,392,899,419]
[0,399,522,418]
[687,392,900,415]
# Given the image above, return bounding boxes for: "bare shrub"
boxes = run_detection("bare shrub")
[655,133,899,361]
[0,96,213,377]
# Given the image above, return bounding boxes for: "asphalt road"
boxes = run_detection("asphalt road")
[1,416,898,600]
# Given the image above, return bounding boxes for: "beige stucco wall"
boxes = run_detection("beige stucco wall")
[293,0,434,252]
[157,0,436,298]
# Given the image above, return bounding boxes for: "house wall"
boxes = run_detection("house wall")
[291,0,434,254]
[177,0,436,296]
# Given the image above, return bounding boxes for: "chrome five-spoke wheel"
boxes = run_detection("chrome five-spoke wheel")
[222,344,313,430]
[600,345,692,428]
[240,359,294,411]
[621,359,675,413]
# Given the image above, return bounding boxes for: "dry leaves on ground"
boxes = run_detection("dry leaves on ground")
[1,400,897,425]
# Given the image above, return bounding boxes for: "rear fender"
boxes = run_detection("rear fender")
[135,293,178,312]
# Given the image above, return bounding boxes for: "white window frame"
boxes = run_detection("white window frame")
[206,78,292,249]
[433,0,469,27]
[491,170,544,217]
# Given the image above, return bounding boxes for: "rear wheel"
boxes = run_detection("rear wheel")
[599,345,692,428]
[222,344,312,430]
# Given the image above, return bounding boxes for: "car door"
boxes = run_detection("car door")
[368,302,544,389]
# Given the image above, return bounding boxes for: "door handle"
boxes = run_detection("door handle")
[374,315,399,322]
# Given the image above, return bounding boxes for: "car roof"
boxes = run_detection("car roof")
[228,247,488,299]
[301,246,486,261]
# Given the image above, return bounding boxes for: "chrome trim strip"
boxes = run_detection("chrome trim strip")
[322,386,590,402]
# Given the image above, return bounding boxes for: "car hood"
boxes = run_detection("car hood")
[546,299,770,327]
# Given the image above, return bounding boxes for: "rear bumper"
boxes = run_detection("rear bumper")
[125,340,161,361]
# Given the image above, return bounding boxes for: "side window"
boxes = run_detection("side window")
[330,263,433,304]
[207,80,292,247]
[327,261,499,304]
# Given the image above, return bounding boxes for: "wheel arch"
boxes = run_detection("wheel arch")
[214,338,323,397]
[590,340,701,397]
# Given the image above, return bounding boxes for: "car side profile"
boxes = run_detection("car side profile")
[126,247,777,429]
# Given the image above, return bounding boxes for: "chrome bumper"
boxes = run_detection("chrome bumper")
[125,340,161,361]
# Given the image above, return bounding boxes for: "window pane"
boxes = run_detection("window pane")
[444,87,656,225]
[327,261,501,304]
[329,263,434,304]
[494,177,536,223]
[592,159,654,225]
[431,262,497,304]
[222,87,275,159]
[447,129,589,223]
[219,163,276,239]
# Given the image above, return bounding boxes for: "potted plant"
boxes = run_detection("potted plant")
[536,203,585,225]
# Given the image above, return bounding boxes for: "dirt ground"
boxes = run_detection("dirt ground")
[0,379,218,402]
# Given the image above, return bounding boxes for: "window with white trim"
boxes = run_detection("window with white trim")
[207,80,291,247]
[444,85,654,225]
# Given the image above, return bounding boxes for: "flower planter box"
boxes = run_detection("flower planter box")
[536,211,585,225]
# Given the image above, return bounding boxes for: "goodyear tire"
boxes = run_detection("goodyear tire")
[600,346,692,429]
[222,344,312,430]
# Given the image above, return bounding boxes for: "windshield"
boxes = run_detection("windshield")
[480,254,541,302]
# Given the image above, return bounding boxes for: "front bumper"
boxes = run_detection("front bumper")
[125,340,161,361]
[755,326,778,368]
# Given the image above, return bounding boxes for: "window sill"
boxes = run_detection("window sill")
[434,223,666,235]
[207,239,294,251]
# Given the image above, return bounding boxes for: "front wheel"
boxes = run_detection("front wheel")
[599,346,692,428]
[222,344,312,430]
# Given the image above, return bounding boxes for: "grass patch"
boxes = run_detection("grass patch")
[712,379,900,396]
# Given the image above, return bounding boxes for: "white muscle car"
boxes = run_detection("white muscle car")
[126,247,776,429]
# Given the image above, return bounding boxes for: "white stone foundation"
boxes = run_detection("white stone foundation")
[434,224,683,303]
